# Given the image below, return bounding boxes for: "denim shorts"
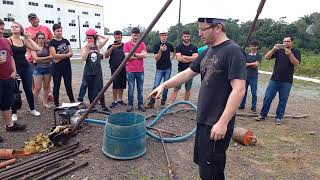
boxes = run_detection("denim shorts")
[0,79,15,111]
[33,67,52,76]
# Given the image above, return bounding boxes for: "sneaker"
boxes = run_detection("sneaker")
[275,118,283,125]
[255,115,266,121]
[12,113,18,121]
[30,110,41,117]
[110,101,118,108]
[251,109,257,113]
[127,105,133,112]
[6,123,27,132]
[160,99,166,107]
[48,94,53,101]
[138,105,146,112]
[102,107,112,115]
[239,106,245,110]
[117,100,127,106]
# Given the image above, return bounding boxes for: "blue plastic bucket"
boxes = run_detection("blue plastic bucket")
[102,112,146,160]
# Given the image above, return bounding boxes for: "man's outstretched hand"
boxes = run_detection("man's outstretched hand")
[147,84,165,100]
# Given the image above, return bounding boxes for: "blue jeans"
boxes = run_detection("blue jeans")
[240,77,258,110]
[127,72,144,106]
[260,80,292,119]
[78,75,87,102]
[153,68,171,101]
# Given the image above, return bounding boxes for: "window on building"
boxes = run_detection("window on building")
[45,20,54,24]
[4,17,14,22]
[69,20,76,27]
[28,2,38,6]
[3,0,14,5]
[70,36,77,42]
[94,13,100,17]
[57,7,60,11]
[95,22,101,29]
[82,11,88,15]
[44,4,53,8]
[68,9,75,13]
[83,21,89,27]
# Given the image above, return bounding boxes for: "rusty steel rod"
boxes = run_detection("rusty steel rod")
[0,159,16,169]
[46,162,89,180]
[71,0,174,136]
[2,148,89,180]
[147,126,178,136]
[0,141,78,174]
[33,161,75,180]
[0,150,73,179]
[242,0,267,50]
[158,130,174,179]
[20,161,62,180]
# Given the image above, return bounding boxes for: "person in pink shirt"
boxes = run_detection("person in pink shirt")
[123,27,147,112]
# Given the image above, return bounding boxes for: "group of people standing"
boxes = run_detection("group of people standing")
[1,12,301,179]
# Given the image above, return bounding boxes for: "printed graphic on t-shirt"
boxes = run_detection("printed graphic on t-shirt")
[57,43,68,54]
[201,51,222,85]
[90,53,97,63]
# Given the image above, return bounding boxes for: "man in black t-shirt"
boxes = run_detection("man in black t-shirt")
[256,35,301,125]
[105,30,127,108]
[167,31,198,105]
[145,31,174,109]
[148,18,247,179]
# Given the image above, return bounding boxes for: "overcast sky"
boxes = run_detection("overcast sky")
[104,0,319,32]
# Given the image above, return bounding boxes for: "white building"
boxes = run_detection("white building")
[0,0,104,48]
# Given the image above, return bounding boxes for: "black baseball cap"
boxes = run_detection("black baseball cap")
[28,13,37,19]
[198,18,226,25]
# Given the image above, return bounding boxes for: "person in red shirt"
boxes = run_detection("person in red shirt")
[0,19,26,142]
[25,13,54,101]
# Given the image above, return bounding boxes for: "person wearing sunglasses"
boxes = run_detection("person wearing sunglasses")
[256,35,301,125]
[31,31,53,108]
[148,17,247,179]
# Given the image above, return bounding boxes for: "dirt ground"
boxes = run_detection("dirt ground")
[1,57,319,180]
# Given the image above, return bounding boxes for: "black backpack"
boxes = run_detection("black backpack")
[12,78,22,110]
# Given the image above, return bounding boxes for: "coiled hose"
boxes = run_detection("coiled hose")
[84,101,197,143]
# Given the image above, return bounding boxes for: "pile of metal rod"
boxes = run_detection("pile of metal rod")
[0,142,89,180]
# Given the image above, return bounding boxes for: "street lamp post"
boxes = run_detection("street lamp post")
[77,15,81,49]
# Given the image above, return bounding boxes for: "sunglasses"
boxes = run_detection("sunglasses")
[198,26,215,32]
[38,37,45,39]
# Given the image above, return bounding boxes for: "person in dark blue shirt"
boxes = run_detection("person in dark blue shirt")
[239,40,262,112]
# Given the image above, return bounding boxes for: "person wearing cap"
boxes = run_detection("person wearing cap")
[8,22,42,121]
[0,19,27,141]
[167,30,198,106]
[49,24,74,107]
[256,35,301,125]
[239,40,262,112]
[148,17,247,179]
[25,13,54,101]
[105,30,127,108]
[145,30,174,109]
[80,28,111,113]
[123,27,148,112]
